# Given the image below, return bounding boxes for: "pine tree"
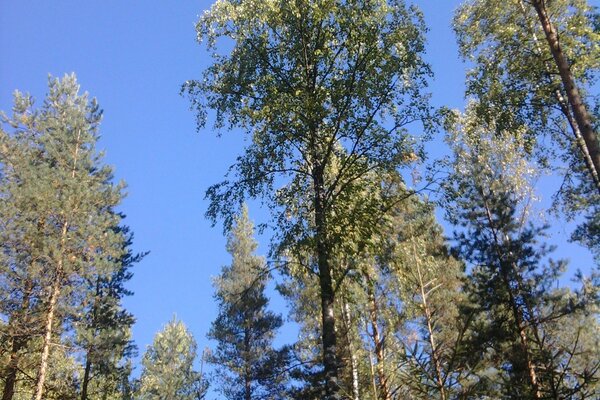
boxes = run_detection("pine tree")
[0,91,47,400]
[208,206,289,400]
[138,318,207,400]
[379,198,475,399]
[75,224,144,400]
[277,175,473,400]
[0,75,139,400]
[444,106,600,399]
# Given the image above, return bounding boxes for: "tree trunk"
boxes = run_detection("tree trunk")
[80,353,92,400]
[341,300,360,400]
[366,280,391,400]
[318,246,340,399]
[515,0,600,193]
[33,128,82,400]
[532,0,600,191]
[314,168,341,400]
[414,257,446,400]
[2,336,27,400]
[366,344,379,400]
[32,276,61,400]
[505,276,542,400]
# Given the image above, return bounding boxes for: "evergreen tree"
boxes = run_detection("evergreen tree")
[208,206,289,400]
[75,225,143,400]
[0,75,139,400]
[278,178,472,400]
[0,92,47,400]
[379,199,475,399]
[138,318,207,400]
[444,107,600,399]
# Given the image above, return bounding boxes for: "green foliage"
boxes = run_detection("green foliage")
[454,0,599,144]
[75,224,144,400]
[209,206,290,400]
[0,74,139,400]
[453,0,600,256]
[138,318,207,400]
[186,2,434,396]
[185,0,433,239]
[444,106,600,398]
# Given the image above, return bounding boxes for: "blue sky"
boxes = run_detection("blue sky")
[1,0,596,383]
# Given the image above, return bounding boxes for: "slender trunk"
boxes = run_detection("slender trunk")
[341,300,360,400]
[532,0,600,191]
[413,248,446,400]
[365,325,379,400]
[366,280,391,400]
[33,128,82,400]
[313,167,341,399]
[81,352,92,400]
[516,0,600,193]
[32,275,61,400]
[502,268,542,399]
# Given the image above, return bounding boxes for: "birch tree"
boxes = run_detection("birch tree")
[185,1,433,397]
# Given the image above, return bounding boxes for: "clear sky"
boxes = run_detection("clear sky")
[1,0,597,384]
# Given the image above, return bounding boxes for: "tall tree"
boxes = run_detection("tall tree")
[454,0,600,193]
[444,107,600,399]
[185,1,433,397]
[0,75,141,400]
[0,75,139,400]
[278,181,473,400]
[75,225,143,400]
[209,206,289,400]
[380,199,475,399]
[138,318,207,400]
[530,0,600,186]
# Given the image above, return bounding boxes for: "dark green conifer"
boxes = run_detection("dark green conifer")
[209,206,289,400]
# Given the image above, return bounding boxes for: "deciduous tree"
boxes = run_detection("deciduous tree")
[185,2,433,396]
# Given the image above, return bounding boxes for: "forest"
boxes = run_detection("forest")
[0,0,599,399]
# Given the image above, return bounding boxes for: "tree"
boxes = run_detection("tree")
[75,225,143,400]
[0,75,137,400]
[443,107,600,399]
[530,0,600,187]
[454,0,600,193]
[138,318,207,400]
[380,199,475,399]
[185,1,433,397]
[208,206,289,400]
[453,0,600,262]
[277,182,474,400]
